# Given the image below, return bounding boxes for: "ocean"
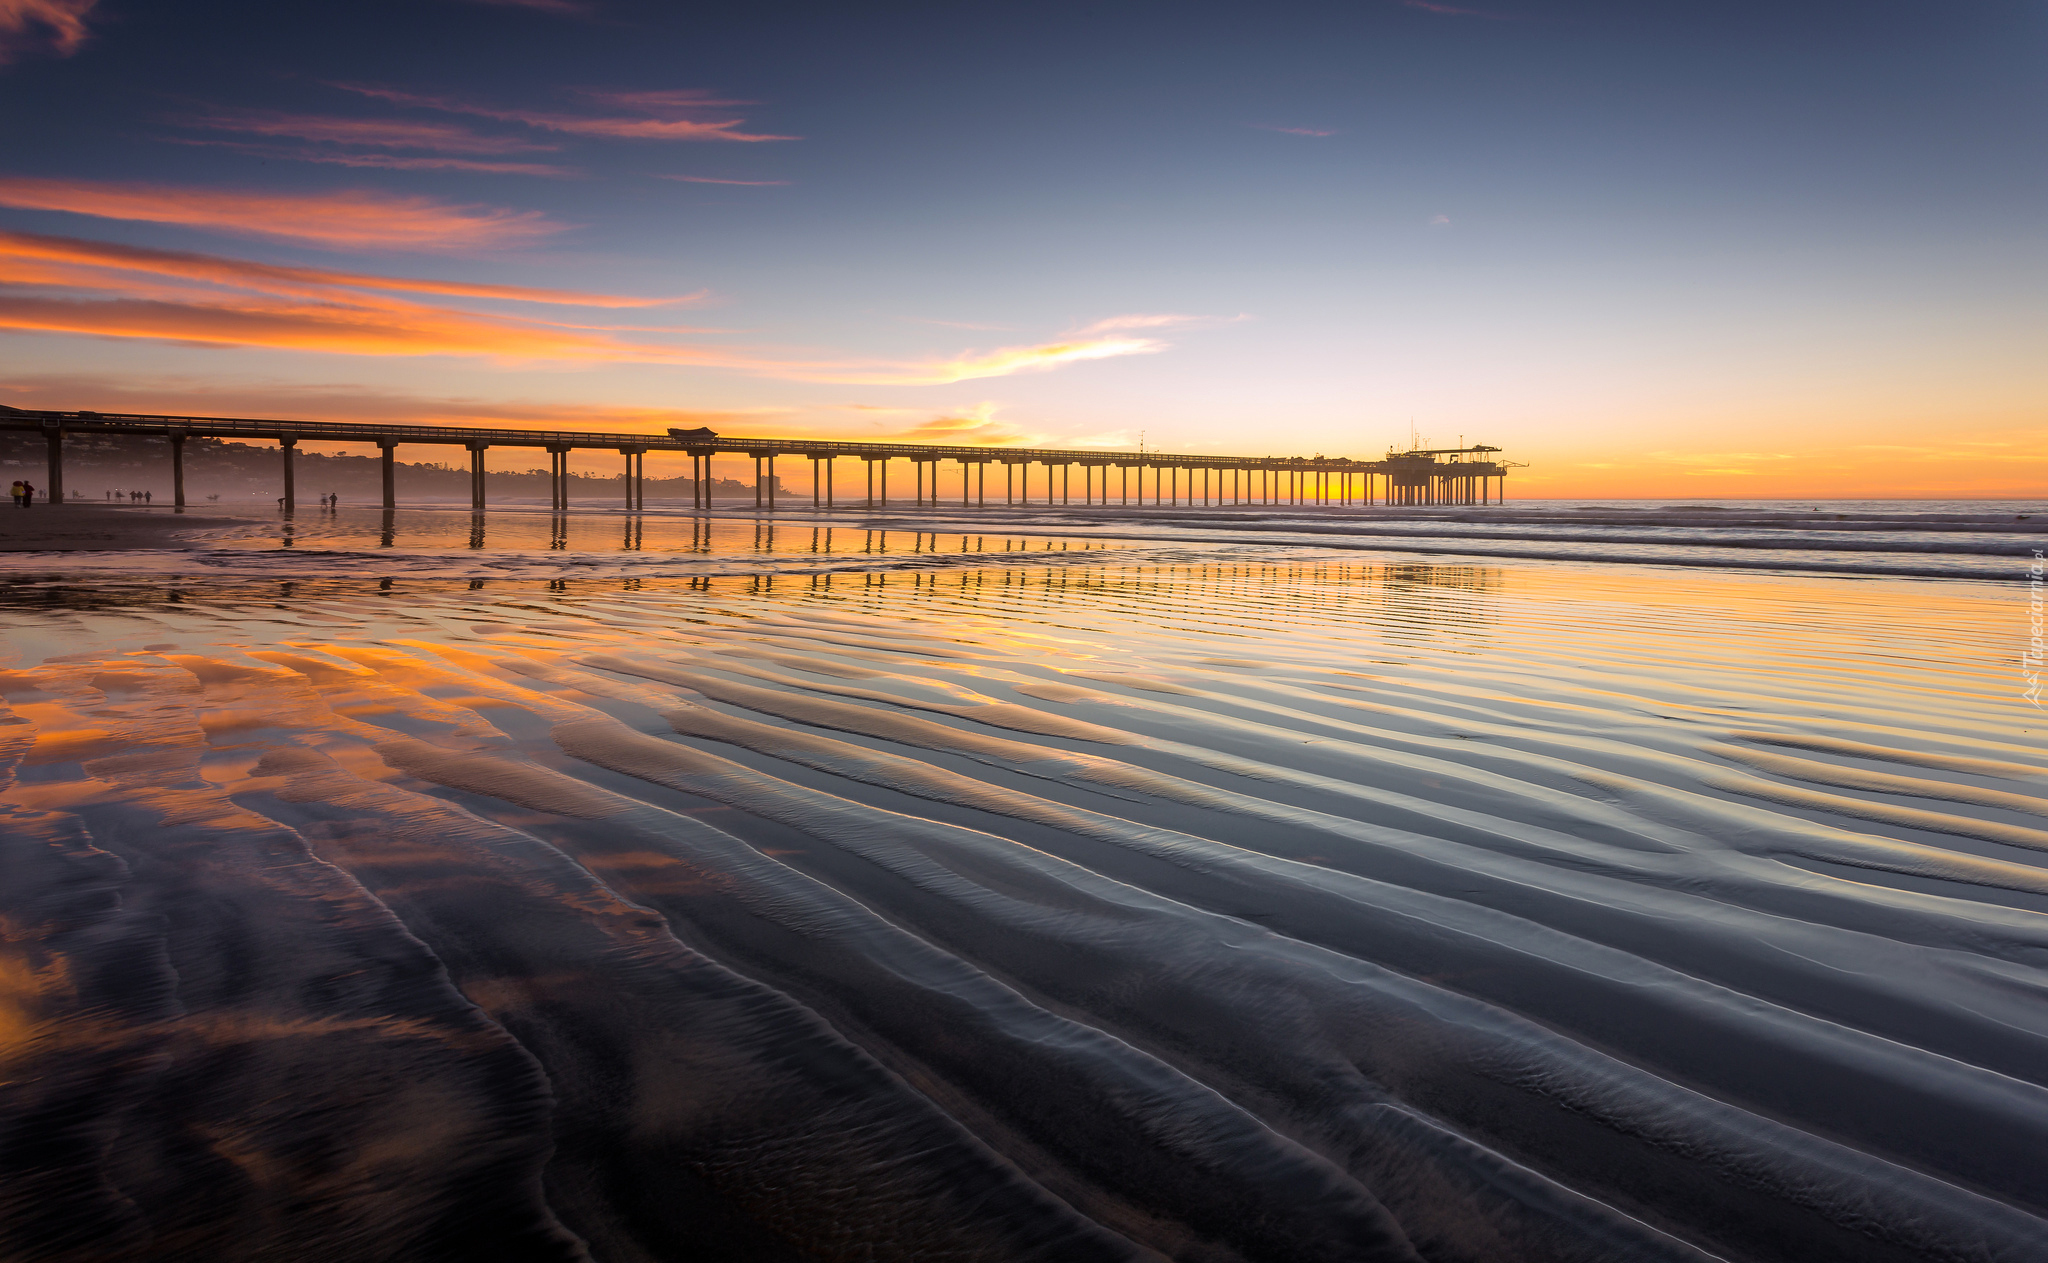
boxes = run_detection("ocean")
[0,498,2042,1263]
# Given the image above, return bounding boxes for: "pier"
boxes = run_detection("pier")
[0,407,1515,511]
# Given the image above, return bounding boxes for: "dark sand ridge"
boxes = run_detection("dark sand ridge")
[0,505,256,551]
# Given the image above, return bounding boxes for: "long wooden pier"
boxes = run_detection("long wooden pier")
[0,407,1514,511]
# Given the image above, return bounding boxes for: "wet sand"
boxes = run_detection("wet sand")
[0,504,254,551]
[1,521,2044,1262]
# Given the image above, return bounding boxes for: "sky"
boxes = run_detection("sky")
[0,0,2041,498]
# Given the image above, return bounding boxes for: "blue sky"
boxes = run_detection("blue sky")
[0,0,2041,495]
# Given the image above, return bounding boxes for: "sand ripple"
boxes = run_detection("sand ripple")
[1,557,2041,1262]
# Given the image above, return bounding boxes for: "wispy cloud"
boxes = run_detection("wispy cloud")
[823,336,1166,386]
[337,83,799,143]
[180,110,557,154]
[0,177,565,251]
[1071,312,1213,336]
[1253,125,1336,137]
[1401,0,1508,16]
[0,0,97,65]
[166,108,576,176]
[0,229,695,307]
[809,311,1239,386]
[585,89,757,112]
[880,403,1039,446]
[657,174,789,186]
[166,139,575,177]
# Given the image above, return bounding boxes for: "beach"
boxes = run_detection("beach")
[1,505,2044,1263]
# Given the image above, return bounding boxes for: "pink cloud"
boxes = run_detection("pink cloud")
[0,0,97,64]
[0,177,565,252]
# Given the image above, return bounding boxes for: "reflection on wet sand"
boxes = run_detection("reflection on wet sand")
[1,553,2043,1262]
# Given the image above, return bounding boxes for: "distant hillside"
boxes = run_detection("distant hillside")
[0,432,777,503]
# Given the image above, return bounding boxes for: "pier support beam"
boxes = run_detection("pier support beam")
[280,436,296,511]
[688,452,712,509]
[43,425,63,505]
[620,449,645,510]
[170,433,185,508]
[547,446,570,511]
[379,441,396,509]
[469,443,488,512]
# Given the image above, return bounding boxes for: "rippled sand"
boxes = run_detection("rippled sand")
[2,534,2042,1262]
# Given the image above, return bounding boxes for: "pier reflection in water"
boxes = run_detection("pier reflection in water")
[247,507,1137,562]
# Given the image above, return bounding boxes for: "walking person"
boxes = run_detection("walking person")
[20,481,35,507]
[9,480,23,507]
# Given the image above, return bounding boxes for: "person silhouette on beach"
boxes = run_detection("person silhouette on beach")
[20,481,35,507]
[144,490,152,504]
[9,480,23,507]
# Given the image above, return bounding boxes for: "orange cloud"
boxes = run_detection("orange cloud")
[337,84,799,143]
[0,177,564,252]
[0,280,1178,379]
[0,229,695,307]
[0,294,702,360]
[882,403,1040,446]
[0,0,96,64]
[0,373,782,435]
